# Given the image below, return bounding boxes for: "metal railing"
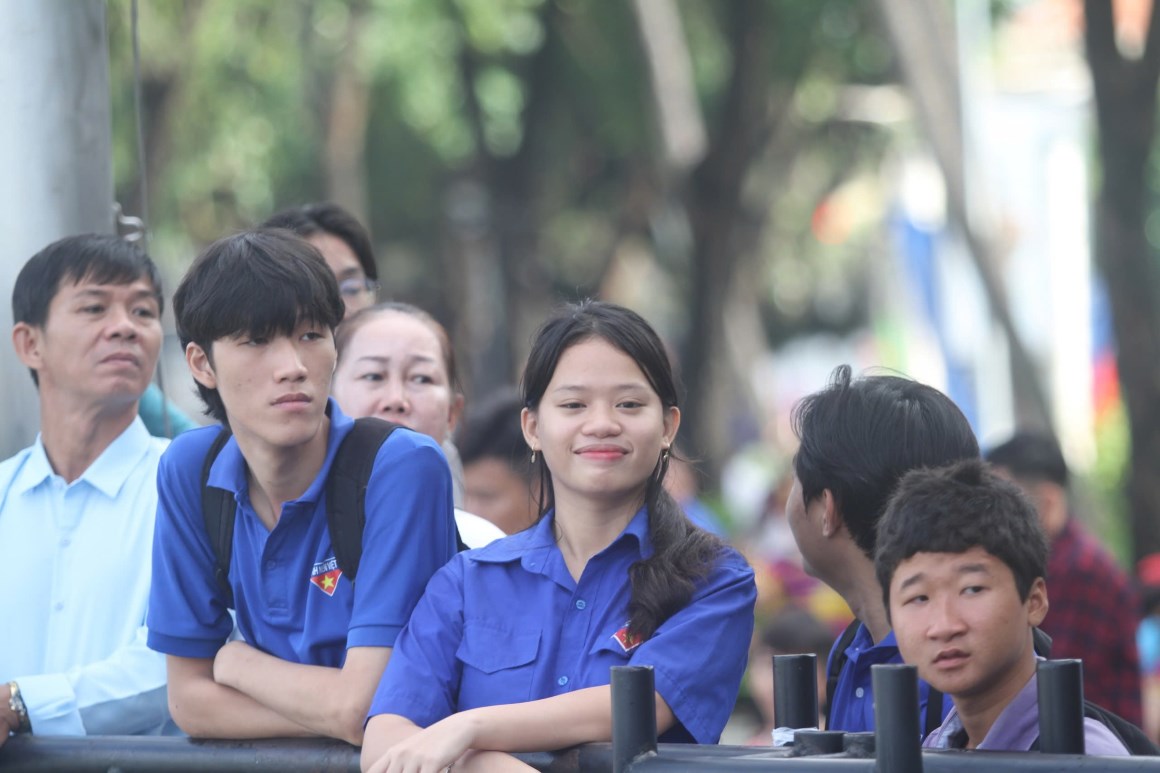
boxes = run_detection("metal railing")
[3,658,1157,772]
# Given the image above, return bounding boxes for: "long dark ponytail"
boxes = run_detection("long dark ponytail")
[521,300,725,640]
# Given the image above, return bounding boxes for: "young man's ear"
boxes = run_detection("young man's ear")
[12,322,43,372]
[820,489,843,538]
[1026,576,1049,627]
[185,342,218,390]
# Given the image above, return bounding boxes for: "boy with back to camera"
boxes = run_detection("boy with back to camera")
[875,459,1130,754]
[147,229,456,744]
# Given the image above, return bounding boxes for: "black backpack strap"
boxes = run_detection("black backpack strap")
[325,417,398,583]
[925,688,945,737]
[200,428,236,609]
[824,619,863,729]
[1032,627,1053,658]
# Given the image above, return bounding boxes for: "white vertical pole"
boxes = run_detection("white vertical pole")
[0,0,112,454]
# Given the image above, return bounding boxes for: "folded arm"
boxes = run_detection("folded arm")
[211,641,390,744]
[361,685,673,773]
[165,654,313,739]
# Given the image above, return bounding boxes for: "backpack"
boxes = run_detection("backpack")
[823,620,1053,736]
[1030,701,1160,755]
[201,417,398,608]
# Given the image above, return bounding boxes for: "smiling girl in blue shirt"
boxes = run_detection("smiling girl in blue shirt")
[361,301,757,773]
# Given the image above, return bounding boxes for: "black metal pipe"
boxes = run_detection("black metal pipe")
[1037,659,1085,755]
[611,665,657,773]
[872,663,923,773]
[774,654,820,730]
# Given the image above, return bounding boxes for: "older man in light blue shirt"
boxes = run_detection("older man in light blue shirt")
[0,235,174,742]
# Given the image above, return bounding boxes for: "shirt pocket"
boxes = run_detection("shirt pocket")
[456,625,540,706]
[587,629,638,674]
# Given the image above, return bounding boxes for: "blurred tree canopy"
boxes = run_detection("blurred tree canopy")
[107,0,898,478]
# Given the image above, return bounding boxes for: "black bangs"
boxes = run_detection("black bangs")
[175,229,344,350]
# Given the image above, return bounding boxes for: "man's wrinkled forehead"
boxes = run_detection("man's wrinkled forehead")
[56,268,162,305]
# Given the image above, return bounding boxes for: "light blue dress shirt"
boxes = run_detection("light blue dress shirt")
[0,417,174,736]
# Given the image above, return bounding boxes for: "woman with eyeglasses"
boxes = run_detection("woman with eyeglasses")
[263,202,381,318]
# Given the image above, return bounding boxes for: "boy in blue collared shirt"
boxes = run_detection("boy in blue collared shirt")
[786,365,979,732]
[147,230,456,744]
[877,459,1129,755]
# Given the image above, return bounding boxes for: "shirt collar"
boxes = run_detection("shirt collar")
[930,663,1039,750]
[13,417,160,499]
[206,398,353,503]
[470,505,653,570]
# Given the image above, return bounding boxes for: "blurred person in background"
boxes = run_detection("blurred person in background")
[456,387,539,535]
[333,302,503,548]
[986,431,1142,727]
[743,606,833,744]
[262,202,380,319]
[1137,556,1160,742]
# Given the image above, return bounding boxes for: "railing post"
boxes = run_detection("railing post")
[774,653,819,730]
[1037,659,1085,755]
[872,664,923,773]
[611,665,657,773]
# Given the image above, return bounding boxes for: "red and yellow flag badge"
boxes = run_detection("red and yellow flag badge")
[612,623,643,653]
[310,557,342,597]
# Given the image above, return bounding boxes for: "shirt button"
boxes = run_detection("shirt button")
[53,602,64,612]
[557,676,569,686]
[855,687,865,698]
[60,538,71,548]
[575,599,587,610]
[265,559,277,570]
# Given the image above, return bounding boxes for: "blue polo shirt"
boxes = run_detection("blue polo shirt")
[147,401,457,666]
[368,507,756,744]
[827,622,949,732]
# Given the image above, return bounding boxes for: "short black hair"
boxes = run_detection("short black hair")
[875,458,1049,614]
[261,202,377,281]
[456,387,531,483]
[13,234,163,386]
[984,430,1069,488]
[173,229,344,423]
[791,365,980,559]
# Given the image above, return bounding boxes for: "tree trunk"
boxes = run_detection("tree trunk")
[1083,0,1160,564]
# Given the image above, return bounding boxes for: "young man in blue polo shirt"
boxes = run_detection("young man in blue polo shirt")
[147,229,457,745]
[878,460,1129,754]
[786,365,979,732]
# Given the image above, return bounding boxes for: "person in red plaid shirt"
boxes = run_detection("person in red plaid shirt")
[986,431,1142,726]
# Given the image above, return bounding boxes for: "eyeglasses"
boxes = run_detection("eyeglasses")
[339,277,380,300]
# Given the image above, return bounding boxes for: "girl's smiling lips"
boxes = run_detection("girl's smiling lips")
[575,444,629,461]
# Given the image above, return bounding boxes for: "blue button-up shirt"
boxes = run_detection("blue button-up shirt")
[369,506,756,743]
[0,418,173,736]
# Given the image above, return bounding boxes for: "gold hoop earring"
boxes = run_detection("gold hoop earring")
[531,450,537,464]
